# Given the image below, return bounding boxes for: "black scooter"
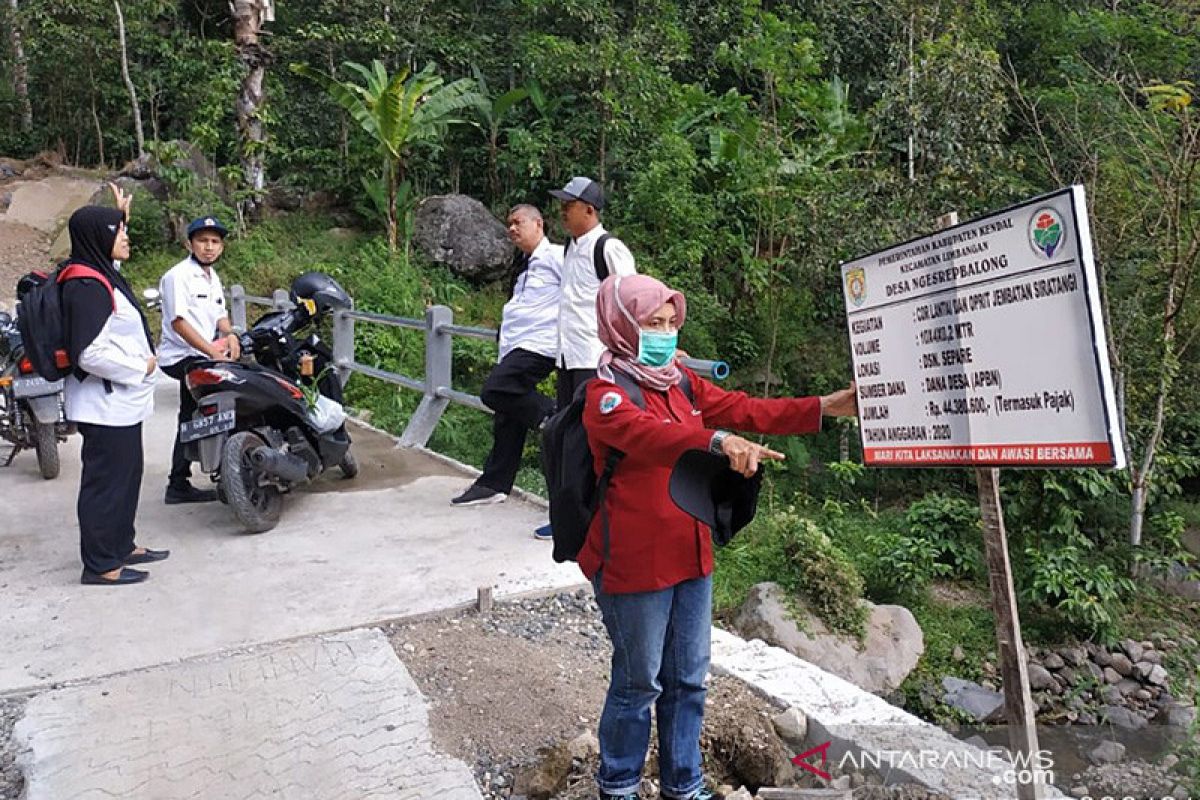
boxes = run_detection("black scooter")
[0,310,67,479]
[179,273,357,532]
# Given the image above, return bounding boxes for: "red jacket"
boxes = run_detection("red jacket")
[579,368,822,594]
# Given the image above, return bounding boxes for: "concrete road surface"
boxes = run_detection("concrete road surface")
[0,376,580,694]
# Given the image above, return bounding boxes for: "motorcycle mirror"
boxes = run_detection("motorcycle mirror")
[142,288,161,301]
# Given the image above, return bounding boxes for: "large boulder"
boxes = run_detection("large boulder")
[412,194,513,282]
[731,582,924,694]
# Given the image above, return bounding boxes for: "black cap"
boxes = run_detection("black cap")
[669,449,763,546]
[549,176,605,210]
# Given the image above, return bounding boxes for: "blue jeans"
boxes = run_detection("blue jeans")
[591,572,712,799]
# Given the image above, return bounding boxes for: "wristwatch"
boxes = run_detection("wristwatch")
[709,430,730,455]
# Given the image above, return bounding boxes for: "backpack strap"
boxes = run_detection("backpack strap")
[59,264,116,392]
[57,264,116,312]
[592,233,613,281]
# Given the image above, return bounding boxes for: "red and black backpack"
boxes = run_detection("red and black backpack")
[15,264,115,381]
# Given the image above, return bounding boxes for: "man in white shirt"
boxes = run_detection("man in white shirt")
[452,204,563,508]
[157,216,241,504]
[548,176,636,408]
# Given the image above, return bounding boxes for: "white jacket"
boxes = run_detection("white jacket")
[557,224,636,369]
[64,290,156,426]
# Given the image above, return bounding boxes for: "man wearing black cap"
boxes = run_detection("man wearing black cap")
[549,176,637,408]
[157,216,239,504]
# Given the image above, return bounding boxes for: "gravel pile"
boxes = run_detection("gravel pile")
[0,695,27,800]
[476,589,608,653]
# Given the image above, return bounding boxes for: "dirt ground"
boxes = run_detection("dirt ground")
[0,222,50,311]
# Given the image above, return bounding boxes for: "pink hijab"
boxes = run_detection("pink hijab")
[595,274,688,392]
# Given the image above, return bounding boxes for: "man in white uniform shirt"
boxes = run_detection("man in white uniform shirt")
[548,176,636,408]
[451,204,564,510]
[157,216,240,504]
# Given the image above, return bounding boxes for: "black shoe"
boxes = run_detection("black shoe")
[450,484,507,506]
[81,567,148,586]
[165,483,218,505]
[125,548,170,565]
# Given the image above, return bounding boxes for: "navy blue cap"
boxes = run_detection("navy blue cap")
[186,216,229,239]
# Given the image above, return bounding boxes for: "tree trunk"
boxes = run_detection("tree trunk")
[233,0,271,220]
[113,0,144,157]
[386,165,399,253]
[8,0,32,133]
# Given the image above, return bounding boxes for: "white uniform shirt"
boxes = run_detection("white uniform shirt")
[498,236,564,361]
[157,256,228,367]
[557,224,636,369]
[64,289,155,426]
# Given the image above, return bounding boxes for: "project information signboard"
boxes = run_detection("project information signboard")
[840,186,1126,468]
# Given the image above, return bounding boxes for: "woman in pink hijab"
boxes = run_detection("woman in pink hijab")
[580,273,856,800]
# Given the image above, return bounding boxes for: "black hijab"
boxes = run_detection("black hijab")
[63,206,154,366]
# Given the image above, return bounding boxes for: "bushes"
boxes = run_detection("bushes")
[715,504,866,638]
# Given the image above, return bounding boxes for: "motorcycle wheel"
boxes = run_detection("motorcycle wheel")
[338,449,358,479]
[220,431,283,533]
[34,422,60,480]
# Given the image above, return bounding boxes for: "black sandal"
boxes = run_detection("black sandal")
[81,567,149,585]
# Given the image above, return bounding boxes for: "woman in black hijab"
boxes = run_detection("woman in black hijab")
[62,189,168,585]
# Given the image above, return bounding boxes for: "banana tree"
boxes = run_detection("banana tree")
[292,59,482,251]
[471,65,529,200]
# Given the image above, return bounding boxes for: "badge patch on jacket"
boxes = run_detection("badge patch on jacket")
[599,391,622,415]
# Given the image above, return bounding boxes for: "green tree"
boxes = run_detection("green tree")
[291,59,481,251]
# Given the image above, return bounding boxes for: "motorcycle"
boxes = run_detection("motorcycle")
[179,272,357,533]
[0,310,68,479]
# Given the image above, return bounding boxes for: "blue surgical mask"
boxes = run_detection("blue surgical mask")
[637,329,678,367]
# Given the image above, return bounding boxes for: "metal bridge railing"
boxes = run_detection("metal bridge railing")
[228,285,728,448]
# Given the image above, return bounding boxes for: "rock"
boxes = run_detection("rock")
[830,775,852,790]
[0,162,17,180]
[1060,646,1087,667]
[1088,740,1126,765]
[1069,786,1089,797]
[1085,661,1105,683]
[1100,705,1147,731]
[1058,666,1079,686]
[942,676,1005,722]
[771,707,808,750]
[1140,649,1162,664]
[412,194,514,283]
[1043,653,1065,670]
[731,582,924,694]
[952,645,965,662]
[0,190,10,212]
[1093,649,1112,667]
[1134,689,1152,701]
[725,789,754,800]
[1155,702,1197,731]
[1077,712,1098,726]
[514,741,574,799]
[1102,667,1122,685]
[1027,663,1058,691]
[566,731,599,761]
[327,227,357,240]
[1120,639,1144,663]
[1146,664,1169,686]
[266,184,304,211]
[1161,754,1179,771]
[1133,661,1156,681]
[1109,652,1133,676]
[1117,679,1141,696]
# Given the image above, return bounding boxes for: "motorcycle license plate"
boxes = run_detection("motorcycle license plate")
[12,375,63,398]
[179,409,236,443]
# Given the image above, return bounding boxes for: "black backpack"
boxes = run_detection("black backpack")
[16,263,114,381]
[541,369,693,564]
[565,233,614,281]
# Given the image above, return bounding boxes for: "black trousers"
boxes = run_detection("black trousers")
[556,366,597,410]
[163,356,203,487]
[77,421,143,574]
[476,348,556,494]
